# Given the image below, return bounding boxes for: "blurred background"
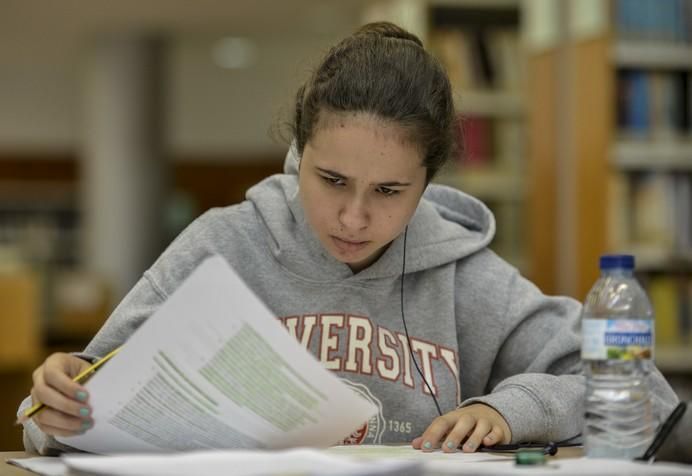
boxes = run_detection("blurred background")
[1,0,691,449]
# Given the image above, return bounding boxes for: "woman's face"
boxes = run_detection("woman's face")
[298,113,427,273]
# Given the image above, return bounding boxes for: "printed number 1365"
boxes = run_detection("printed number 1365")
[388,420,412,433]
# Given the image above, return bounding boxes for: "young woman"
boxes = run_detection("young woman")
[20,22,678,455]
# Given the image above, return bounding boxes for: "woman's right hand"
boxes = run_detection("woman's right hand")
[29,353,94,437]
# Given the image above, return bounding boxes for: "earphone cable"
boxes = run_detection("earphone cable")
[400,226,443,417]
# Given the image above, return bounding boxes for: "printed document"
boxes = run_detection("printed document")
[57,255,377,453]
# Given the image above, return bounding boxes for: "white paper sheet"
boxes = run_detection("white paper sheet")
[61,448,421,476]
[10,450,692,476]
[6,457,66,476]
[56,255,377,454]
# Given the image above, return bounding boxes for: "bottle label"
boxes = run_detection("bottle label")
[582,318,654,360]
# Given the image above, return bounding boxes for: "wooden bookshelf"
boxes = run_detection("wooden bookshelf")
[527,0,692,376]
[526,31,613,298]
[0,154,282,342]
[362,0,529,273]
[426,1,529,272]
[607,0,692,295]
[656,346,692,374]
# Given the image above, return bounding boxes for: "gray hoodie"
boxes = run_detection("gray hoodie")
[20,153,679,454]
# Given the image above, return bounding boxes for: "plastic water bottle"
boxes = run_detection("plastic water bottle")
[581,254,656,459]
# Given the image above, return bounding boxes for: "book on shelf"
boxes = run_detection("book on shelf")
[674,176,692,251]
[459,116,494,167]
[607,172,692,259]
[649,71,690,141]
[493,120,523,170]
[470,29,494,89]
[689,71,692,131]
[607,172,631,251]
[0,200,80,268]
[428,29,474,91]
[685,71,692,135]
[646,275,692,348]
[683,279,692,344]
[649,276,680,347]
[485,29,522,91]
[617,69,691,139]
[631,173,677,250]
[617,70,650,136]
[428,27,520,92]
[615,0,692,44]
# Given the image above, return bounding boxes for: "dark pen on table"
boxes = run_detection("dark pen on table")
[637,401,687,463]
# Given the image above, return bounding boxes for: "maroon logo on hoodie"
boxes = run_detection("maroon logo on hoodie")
[341,422,368,445]
[278,314,461,404]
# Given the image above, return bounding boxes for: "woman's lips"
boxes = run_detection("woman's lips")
[330,236,370,254]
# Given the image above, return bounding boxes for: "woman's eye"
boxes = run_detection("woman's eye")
[322,176,344,186]
[377,187,399,196]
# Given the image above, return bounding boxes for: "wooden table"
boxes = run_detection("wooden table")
[0,453,32,476]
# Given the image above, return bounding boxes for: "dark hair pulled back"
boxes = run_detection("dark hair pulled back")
[292,21,456,183]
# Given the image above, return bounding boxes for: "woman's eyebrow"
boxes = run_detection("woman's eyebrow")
[378,181,412,187]
[316,167,346,178]
[315,167,412,187]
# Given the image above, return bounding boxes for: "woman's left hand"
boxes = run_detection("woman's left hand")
[411,403,512,453]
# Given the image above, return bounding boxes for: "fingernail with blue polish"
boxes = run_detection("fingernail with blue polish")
[81,421,91,430]
[79,407,90,417]
[446,441,455,450]
[423,441,432,450]
[76,391,88,402]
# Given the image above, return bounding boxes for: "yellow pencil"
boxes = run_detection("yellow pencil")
[16,346,122,425]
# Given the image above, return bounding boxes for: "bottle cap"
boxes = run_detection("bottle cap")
[599,254,635,270]
[515,449,546,465]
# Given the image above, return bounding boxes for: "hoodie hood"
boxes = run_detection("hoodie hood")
[246,147,495,282]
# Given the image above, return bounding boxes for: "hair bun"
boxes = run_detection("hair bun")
[355,21,423,47]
